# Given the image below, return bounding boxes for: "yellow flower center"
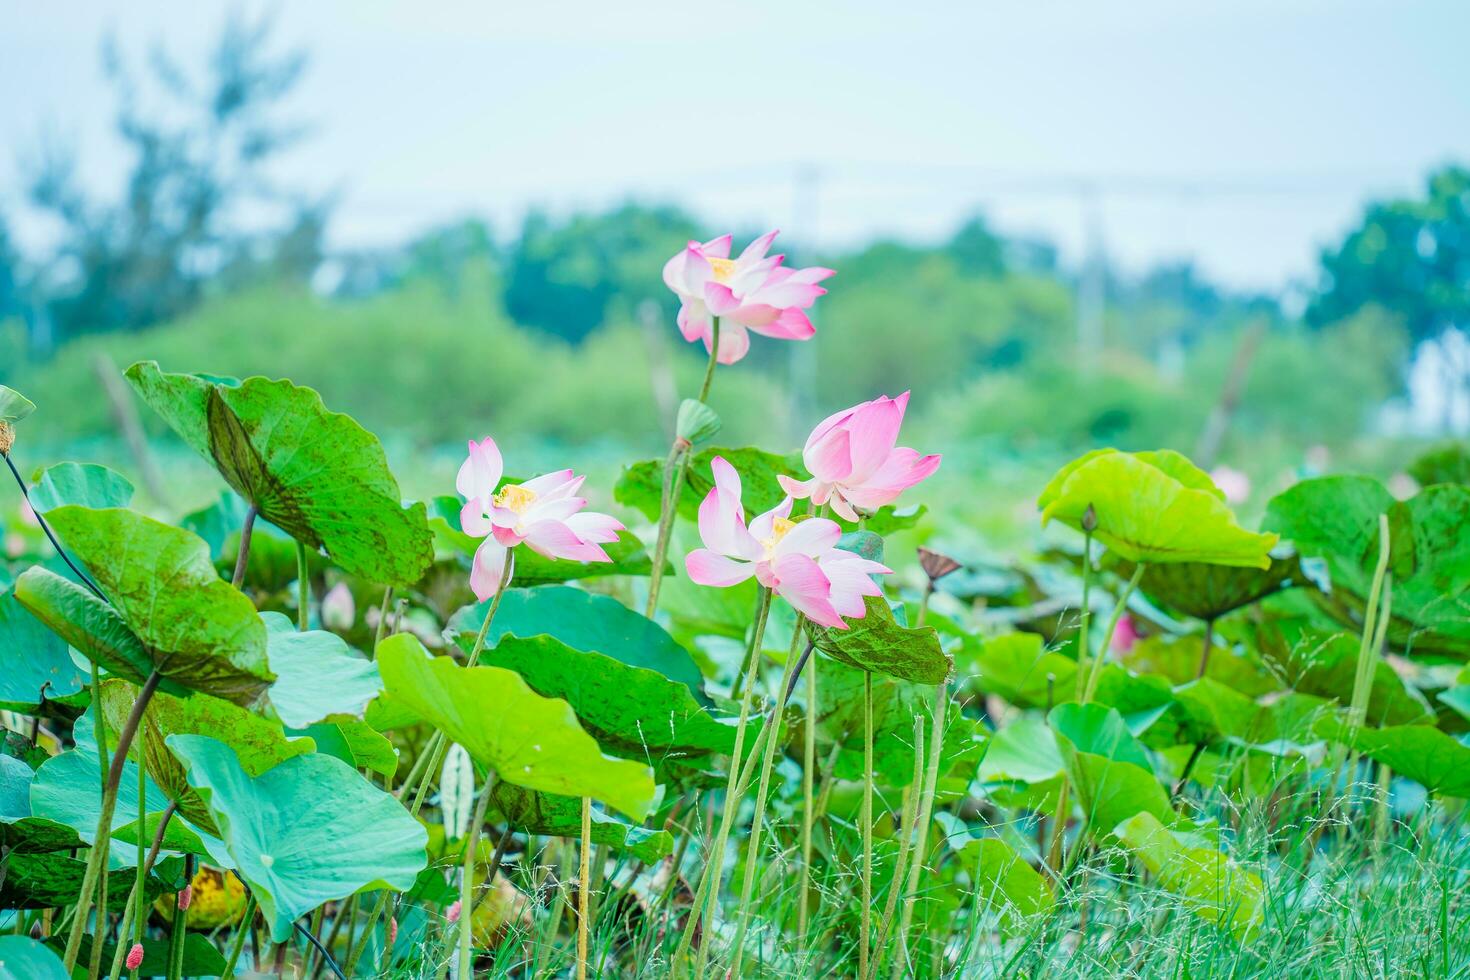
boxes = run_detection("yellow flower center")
[493,483,537,514]
[707,257,738,283]
[762,516,797,556]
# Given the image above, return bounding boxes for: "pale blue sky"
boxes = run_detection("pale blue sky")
[3,1,1468,291]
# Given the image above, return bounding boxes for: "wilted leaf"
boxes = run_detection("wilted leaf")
[806,595,952,685]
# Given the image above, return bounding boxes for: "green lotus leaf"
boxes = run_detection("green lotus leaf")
[1089,667,1179,742]
[428,497,657,584]
[1170,678,1261,744]
[1119,554,1303,622]
[1049,703,1174,835]
[489,782,673,862]
[1252,613,1434,726]
[806,595,952,685]
[296,719,398,778]
[0,852,168,910]
[101,679,313,839]
[944,831,1055,935]
[0,935,67,980]
[1264,479,1470,656]
[1121,634,1280,698]
[29,710,209,858]
[376,633,657,820]
[26,462,135,513]
[1039,449,1277,568]
[1114,810,1263,941]
[0,385,35,424]
[1319,720,1470,798]
[0,755,83,854]
[0,588,85,712]
[261,613,383,728]
[19,506,271,705]
[463,586,705,699]
[168,733,428,941]
[126,361,434,589]
[1407,442,1470,488]
[964,631,1076,708]
[978,716,1065,813]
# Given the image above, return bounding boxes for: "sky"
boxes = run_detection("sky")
[3,1,1468,293]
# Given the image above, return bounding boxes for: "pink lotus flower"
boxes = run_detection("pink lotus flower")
[662,231,834,365]
[778,392,941,522]
[1113,613,1139,653]
[126,943,145,970]
[684,457,891,628]
[457,437,625,601]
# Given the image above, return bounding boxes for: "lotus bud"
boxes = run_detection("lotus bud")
[321,583,356,631]
[1081,504,1098,533]
[916,547,961,584]
[126,943,145,970]
[440,744,475,840]
[675,399,721,448]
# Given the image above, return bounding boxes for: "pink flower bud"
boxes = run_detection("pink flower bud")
[177,885,193,910]
[126,943,145,970]
[446,900,462,923]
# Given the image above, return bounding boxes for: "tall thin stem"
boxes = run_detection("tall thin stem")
[458,772,496,980]
[220,893,259,979]
[893,682,948,976]
[1080,563,1145,704]
[729,617,806,975]
[108,801,178,980]
[577,796,593,980]
[231,503,259,589]
[1072,528,1095,701]
[645,317,720,619]
[1349,515,1394,730]
[295,538,311,631]
[860,670,875,980]
[798,648,818,945]
[1196,617,1216,679]
[3,450,107,600]
[675,586,772,973]
[871,717,925,979]
[64,670,164,973]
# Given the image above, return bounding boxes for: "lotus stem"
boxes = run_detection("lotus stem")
[893,682,948,976]
[675,585,772,974]
[644,317,720,619]
[860,670,875,980]
[296,538,311,631]
[871,716,924,979]
[1072,527,1095,701]
[165,856,192,980]
[1196,616,1216,679]
[458,771,496,980]
[798,649,818,945]
[1081,563,1145,704]
[3,449,108,600]
[1349,515,1393,730]
[64,669,163,974]
[729,617,807,975]
[577,796,593,980]
[231,503,259,589]
[374,587,394,647]
[220,893,259,978]
[108,801,179,980]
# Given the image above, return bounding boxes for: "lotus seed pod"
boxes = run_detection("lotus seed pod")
[676,398,721,446]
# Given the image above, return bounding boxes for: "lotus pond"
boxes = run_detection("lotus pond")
[2,235,1470,979]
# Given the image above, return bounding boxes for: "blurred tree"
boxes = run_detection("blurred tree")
[503,204,698,343]
[1308,166,1470,343]
[945,214,1006,277]
[24,12,321,342]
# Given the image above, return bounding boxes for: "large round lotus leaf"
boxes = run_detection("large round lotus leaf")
[167,734,428,942]
[458,631,738,777]
[460,586,705,699]
[489,782,673,862]
[1113,810,1263,941]
[943,829,1055,936]
[428,497,658,585]
[1049,702,1174,835]
[101,679,313,839]
[0,852,166,912]
[0,588,85,711]
[0,936,67,980]
[1039,449,1278,568]
[125,361,434,589]
[376,633,657,820]
[806,595,952,685]
[1319,717,1470,798]
[18,506,271,705]
[1265,478,1470,656]
[1119,554,1303,622]
[1408,442,1470,488]
[0,385,35,424]
[0,755,81,854]
[963,631,1076,708]
[261,613,383,727]
[26,462,135,513]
